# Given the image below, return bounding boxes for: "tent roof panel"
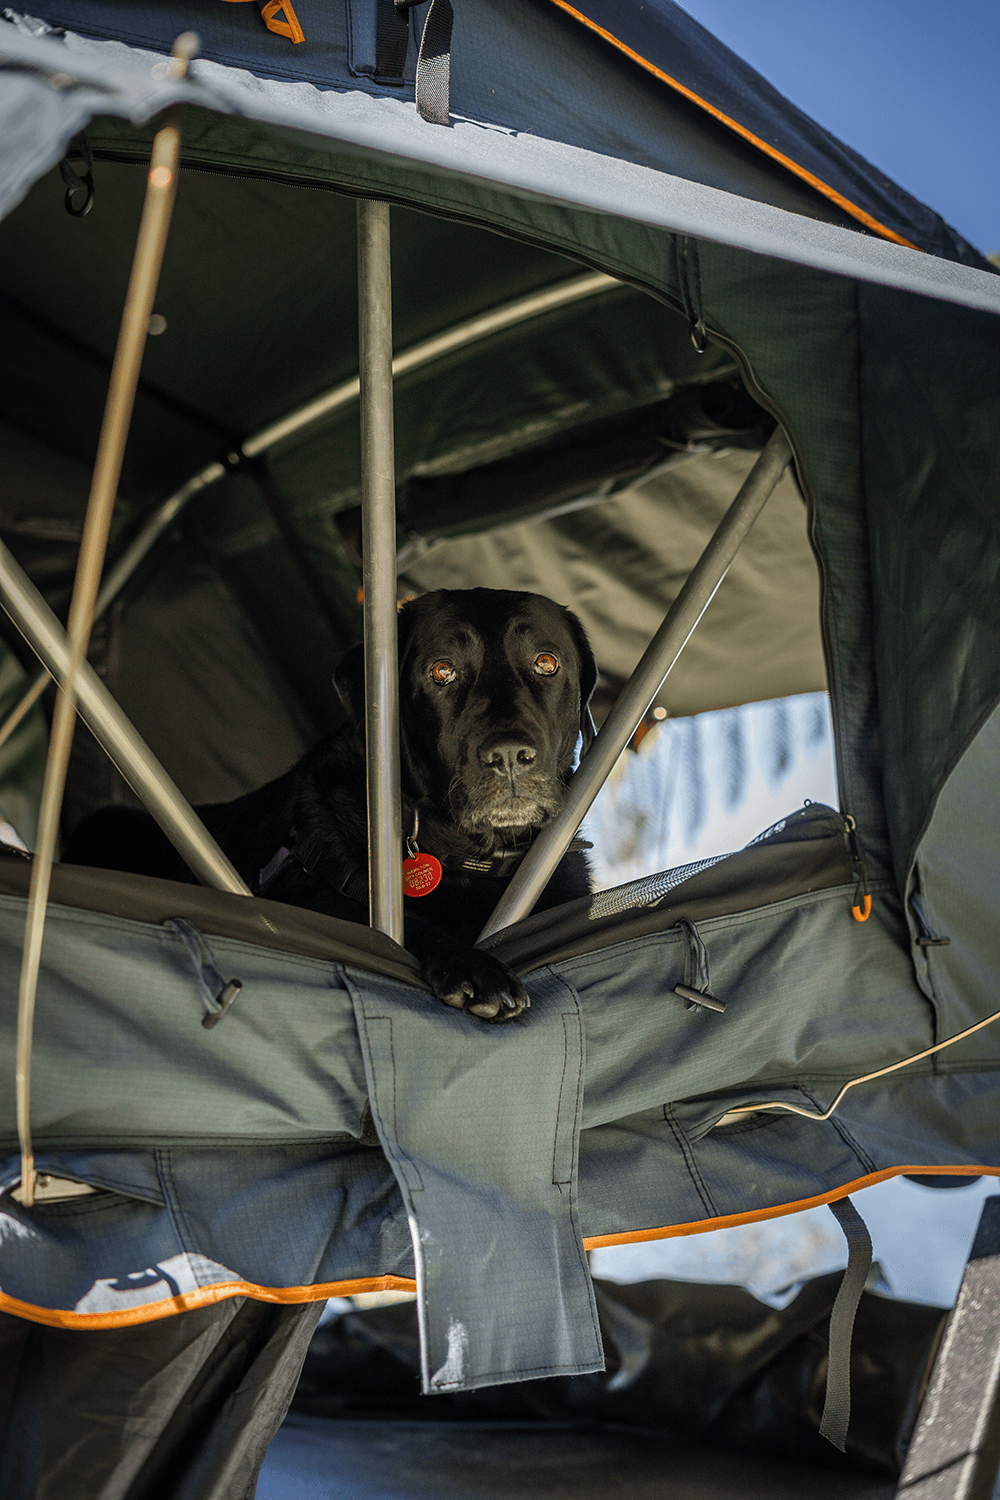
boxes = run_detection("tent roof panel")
[548,0,993,265]
[29,0,997,269]
[2,20,998,316]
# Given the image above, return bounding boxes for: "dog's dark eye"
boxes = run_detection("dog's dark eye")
[430,660,457,685]
[533,653,559,676]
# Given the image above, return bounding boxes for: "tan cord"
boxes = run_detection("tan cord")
[15,34,197,1208]
[720,1002,1000,1126]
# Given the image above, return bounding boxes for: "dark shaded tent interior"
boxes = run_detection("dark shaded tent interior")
[1,168,828,842]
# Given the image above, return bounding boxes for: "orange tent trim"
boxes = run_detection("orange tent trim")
[5,1165,996,1330]
[583,1163,999,1248]
[547,0,920,253]
[0,1274,417,1331]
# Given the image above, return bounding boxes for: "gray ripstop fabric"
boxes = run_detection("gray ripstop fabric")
[1,846,998,1384]
[346,966,603,1390]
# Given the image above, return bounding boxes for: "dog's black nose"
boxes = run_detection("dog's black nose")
[479,736,537,773]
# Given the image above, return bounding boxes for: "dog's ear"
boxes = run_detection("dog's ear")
[563,607,598,752]
[333,643,366,732]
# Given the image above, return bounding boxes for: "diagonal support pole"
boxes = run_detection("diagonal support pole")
[0,463,224,754]
[0,538,250,898]
[478,424,793,942]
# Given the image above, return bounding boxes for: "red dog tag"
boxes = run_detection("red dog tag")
[402,852,442,896]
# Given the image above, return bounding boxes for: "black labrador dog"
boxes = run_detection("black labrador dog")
[64,589,597,1021]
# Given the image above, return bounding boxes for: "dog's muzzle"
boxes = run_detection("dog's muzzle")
[459,731,563,833]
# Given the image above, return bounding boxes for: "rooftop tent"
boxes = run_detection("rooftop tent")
[1,1,1000,1492]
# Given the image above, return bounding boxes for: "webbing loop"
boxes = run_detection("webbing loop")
[386,0,454,124]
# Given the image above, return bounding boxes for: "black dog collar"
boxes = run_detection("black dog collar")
[459,837,592,878]
[258,825,592,901]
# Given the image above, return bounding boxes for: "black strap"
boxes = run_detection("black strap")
[374,1,453,125]
[821,1195,873,1450]
[375,0,411,83]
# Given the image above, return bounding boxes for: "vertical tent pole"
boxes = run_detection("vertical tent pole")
[357,200,403,944]
[478,425,793,941]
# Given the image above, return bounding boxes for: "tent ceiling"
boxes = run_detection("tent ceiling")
[402,448,826,720]
[2,149,825,789]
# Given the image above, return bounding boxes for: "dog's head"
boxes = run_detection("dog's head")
[335,588,597,844]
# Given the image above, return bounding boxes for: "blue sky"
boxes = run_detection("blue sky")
[676,0,999,257]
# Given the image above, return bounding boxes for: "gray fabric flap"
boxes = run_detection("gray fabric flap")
[345,967,603,1392]
[0,896,372,1148]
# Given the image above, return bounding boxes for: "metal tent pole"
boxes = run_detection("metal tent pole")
[478,425,793,941]
[0,269,620,753]
[357,200,403,944]
[0,265,615,906]
[0,270,618,750]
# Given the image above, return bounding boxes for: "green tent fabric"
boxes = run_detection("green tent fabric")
[0,0,999,1458]
[0,805,988,1380]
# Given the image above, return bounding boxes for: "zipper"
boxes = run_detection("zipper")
[695,325,849,821]
[843,813,871,922]
[74,143,660,303]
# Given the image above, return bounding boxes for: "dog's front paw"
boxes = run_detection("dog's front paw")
[422,948,529,1022]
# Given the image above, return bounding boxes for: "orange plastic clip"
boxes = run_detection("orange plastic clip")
[261,1,304,44]
[852,894,872,922]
